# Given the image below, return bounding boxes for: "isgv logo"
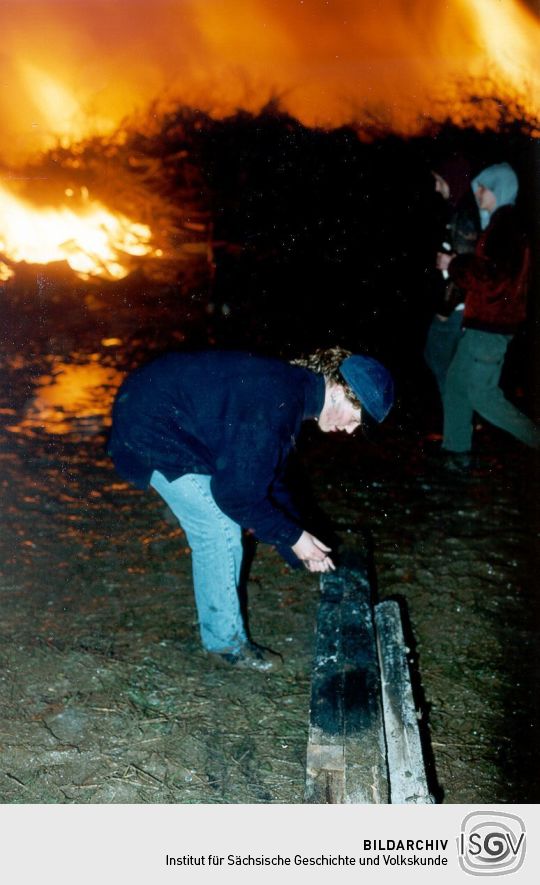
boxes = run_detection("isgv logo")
[458,811,526,876]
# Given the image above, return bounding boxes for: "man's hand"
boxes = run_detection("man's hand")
[435,251,455,272]
[291,531,335,573]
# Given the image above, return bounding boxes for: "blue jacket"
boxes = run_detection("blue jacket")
[108,351,325,552]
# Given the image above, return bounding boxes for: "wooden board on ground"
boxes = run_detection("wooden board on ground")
[304,565,389,803]
[375,600,432,804]
[305,560,432,804]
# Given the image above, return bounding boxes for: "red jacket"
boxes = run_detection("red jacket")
[449,205,530,334]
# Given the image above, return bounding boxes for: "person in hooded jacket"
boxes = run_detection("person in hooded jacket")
[424,155,480,399]
[108,347,394,670]
[438,162,540,464]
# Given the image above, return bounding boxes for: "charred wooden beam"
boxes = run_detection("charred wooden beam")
[305,564,388,803]
[305,562,432,804]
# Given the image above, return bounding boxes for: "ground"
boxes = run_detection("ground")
[0,279,538,803]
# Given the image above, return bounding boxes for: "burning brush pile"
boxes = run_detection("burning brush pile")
[0,94,538,331]
[0,110,214,286]
[1,0,539,296]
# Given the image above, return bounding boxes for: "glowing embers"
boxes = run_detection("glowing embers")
[6,355,124,438]
[0,184,157,280]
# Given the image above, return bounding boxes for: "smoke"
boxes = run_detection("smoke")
[1,0,539,162]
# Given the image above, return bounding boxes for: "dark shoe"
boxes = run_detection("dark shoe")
[211,642,283,672]
[441,450,472,473]
[422,445,471,476]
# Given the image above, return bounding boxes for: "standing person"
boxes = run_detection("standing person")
[424,156,479,398]
[440,162,540,466]
[108,347,394,670]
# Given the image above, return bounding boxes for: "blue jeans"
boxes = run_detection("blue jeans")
[150,471,247,653]
[443,329,540,453]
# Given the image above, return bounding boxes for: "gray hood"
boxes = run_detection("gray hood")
[472,162,518,228]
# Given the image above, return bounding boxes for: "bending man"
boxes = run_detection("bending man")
[108,347,394,670]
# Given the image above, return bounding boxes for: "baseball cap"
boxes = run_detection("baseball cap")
[340,355,394,423]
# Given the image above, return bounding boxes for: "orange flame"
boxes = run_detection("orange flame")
[0,260,15,282]
[1,1,538,280]
[0,183,158,280]
[0,0,538,160]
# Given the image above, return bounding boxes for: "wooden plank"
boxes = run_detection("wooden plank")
[305,565,389,803]
[374,600,432,804]
[305,584,345,804]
